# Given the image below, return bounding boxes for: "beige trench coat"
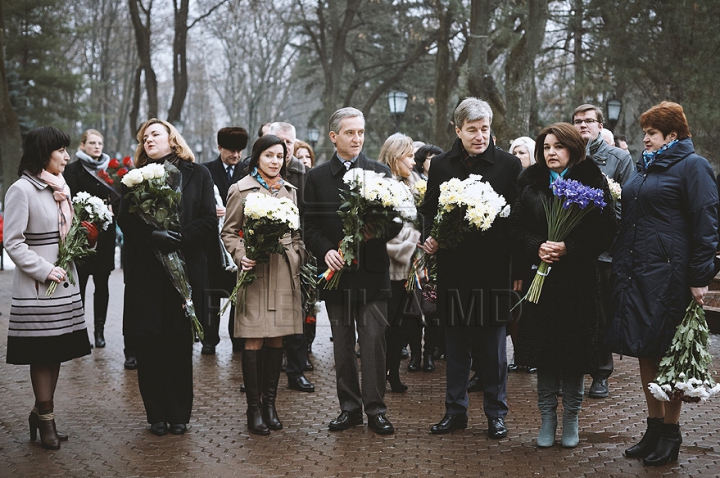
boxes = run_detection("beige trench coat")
[221,175,304,338]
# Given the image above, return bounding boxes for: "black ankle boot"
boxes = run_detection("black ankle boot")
[407,354,421,372]
[387,370,407,393]
[643,423,681,467]
[262,347,283,430]
[94,319,106,348]
[625,417,664,458]
[242,349,269,435]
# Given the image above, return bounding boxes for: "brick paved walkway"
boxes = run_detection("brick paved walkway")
[0,263,718,477]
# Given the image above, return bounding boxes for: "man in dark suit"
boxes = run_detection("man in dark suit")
[303,107,398,435]
[268,122,315,393]
[201,127,249,354]
[419,97,522,438]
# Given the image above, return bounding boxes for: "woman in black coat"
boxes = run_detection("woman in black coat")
[608,102,718,466]
[64,129,121,348]
[118,119,216,437]
[510,123,616,449]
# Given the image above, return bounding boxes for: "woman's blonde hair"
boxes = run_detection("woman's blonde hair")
[134,118,195,167]
[378,133,414,177]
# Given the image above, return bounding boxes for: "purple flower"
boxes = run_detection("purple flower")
[552,178,606,210]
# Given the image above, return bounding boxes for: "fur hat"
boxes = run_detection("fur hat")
[217,127,249,151]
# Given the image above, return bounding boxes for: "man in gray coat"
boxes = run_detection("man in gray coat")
[572,103,634,399]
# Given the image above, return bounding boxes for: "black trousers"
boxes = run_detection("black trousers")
[78,268,110,322]
[591,261,614,380]
[135,327,194,425]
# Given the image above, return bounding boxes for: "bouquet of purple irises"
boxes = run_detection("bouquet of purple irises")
[519,178,607,305]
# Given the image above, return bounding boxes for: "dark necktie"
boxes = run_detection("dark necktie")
[226,166,233,183]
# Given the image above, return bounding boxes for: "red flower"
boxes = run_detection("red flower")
[237,230,244,238]
[97,170,108,178]
[123,156,133,167]
[108,158,120,169]
[105,177,115,185]
[117,168,128,177]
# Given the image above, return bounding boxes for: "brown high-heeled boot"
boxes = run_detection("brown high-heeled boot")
[33,401,60,449]
[30,405,69,442]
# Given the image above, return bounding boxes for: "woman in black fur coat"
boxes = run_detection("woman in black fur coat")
[510,123,616,449]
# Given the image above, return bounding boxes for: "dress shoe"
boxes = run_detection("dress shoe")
[467,372,483,392]
[422,354,435,372]
[407,354,421,372]
[201,344,216,355]
[328,410,363,431]
[288,375,315,392]
[525,366,538,373]
[508,363,519,372]
[488,417,508,439]
[124,356,138,370]
[430,413,468,434]
[589,378,609,398]
[150,422,168,436]
[240,383,246,392]
[368,413,394,435]
[400,346,409,359]
[169,423,187,435]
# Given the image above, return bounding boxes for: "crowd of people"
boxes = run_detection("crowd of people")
[3,98,717,469]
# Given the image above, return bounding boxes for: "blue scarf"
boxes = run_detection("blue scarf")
[642,139,679,170]
[549,167,569,185]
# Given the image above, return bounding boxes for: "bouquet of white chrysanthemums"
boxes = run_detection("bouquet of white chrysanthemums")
[319,168,416,289]
[47,191,113,296]
[221,192,300,314]
[407,175,509,291]
[648,300,720,403]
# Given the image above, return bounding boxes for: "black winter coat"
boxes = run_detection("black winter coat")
[418,138,522,327]
[119,158,217,336]
[303,152,398,303]
[510,159,616,372]
[64,159,121,274]
[608,138,718,358]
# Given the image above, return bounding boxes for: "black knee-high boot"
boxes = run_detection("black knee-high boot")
[262,346,283,430]
[242,349,269,435]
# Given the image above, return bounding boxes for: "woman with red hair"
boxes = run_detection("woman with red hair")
[609,102,718,466]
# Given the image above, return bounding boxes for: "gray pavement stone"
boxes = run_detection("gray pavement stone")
[0,264,719,477]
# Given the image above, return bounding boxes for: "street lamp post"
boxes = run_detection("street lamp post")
[387,90,409,133]
[606,98,622,131]
[194,141,203,163]
[307,128,320,149]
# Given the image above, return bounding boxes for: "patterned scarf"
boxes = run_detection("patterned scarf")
[38,170,73,239]
[642,139,679,170]
[251,167,284,195]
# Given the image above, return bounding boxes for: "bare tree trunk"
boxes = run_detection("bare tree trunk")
[572,0,585,105]
[128,0,158,132]
[167,0,189,124]
[503,0,549,146]
[0,0,23,198]
[467,0,505,134]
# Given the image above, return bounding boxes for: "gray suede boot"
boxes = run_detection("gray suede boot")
[536,368,559,447]
[561,372,584,448]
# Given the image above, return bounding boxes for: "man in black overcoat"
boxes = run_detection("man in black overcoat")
[302,107,398,435]
[201,127,248,354]
[268,121,315,393]
[419,97,522,438]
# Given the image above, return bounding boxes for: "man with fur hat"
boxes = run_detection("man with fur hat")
[202,127,249,354]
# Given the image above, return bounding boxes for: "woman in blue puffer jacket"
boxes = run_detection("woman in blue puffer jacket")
[609,101,718,467]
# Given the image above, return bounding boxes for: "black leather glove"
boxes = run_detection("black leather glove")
[149,229,183,253]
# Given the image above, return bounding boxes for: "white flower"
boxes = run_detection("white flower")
[648,382,670,401]
[121,168,144,187]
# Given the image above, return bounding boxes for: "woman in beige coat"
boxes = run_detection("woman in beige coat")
[222,135,304,435]
[378,133,423,393]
